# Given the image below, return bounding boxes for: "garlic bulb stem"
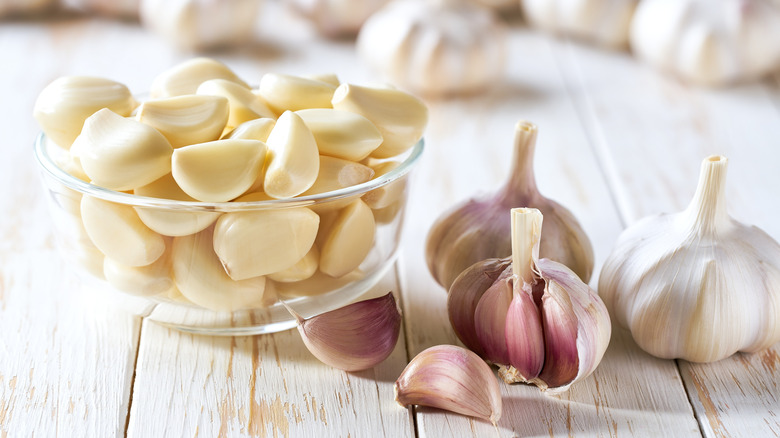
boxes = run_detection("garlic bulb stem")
[684,156,730,234]
[500,122,539,201]
[511,208,542,284]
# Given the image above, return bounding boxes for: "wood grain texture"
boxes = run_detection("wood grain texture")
[559,38,780,438]
[126,270,413,438]
[398,28,700,437]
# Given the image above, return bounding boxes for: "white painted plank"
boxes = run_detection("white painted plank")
[0,20,143,437]
[560,37,780,438]
[398,28,700,437]
[127,269,413,438]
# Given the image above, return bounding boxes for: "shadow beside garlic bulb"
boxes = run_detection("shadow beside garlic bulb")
[425,121,594,291]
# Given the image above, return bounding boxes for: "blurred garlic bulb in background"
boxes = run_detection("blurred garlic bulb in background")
[285,0,390,37]
[471,0,518,12]
[630,0,780,86]
[357,0,508,97]
[0,0,55,17]
[521,0,639,48]
[140,0,262,51]
[61,0,139,17]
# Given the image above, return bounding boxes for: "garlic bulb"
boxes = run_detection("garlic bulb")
[286,0,390,37]
[0,0,55,17]
[448,208,611,392]
[630,0,780,86]
[286,292,402,371]
[426,121,594,291]
[395,345,502,425]
[61,0,139,17]
[139,0,262,51]
[599,156,780,362]
[521,0,638,48]
[357,0,508,97]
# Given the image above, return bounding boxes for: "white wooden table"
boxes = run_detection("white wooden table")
[2,4,779,437]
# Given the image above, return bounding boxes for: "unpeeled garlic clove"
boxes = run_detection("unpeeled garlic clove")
[319,199,376,278]
[295,108,383,161]
[448,208,611,392]
[394,344,502,425]
[34,76,137,149]
[286,291,401,371]
[213,207,320,281]
[426,121,594,290]
[71,108,173,191]
[150,57,249,99]
[258,73,337,114]
[263,111,320,199]
[133,173,221,236]
[81,196,166,267]
[197,79,275,129]
[331,83,427,158]
[171,139,266,202]
[171,226,268,312]
[135,94,229,148]
[267,244,320,283]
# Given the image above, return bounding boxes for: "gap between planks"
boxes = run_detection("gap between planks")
[124,322,143,438]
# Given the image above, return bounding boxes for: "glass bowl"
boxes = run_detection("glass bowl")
[34,133,423,335]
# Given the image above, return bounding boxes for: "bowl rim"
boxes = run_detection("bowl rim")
[34,132,424,212]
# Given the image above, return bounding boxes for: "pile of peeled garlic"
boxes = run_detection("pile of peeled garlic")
[599,156,780,362]
[34,57,428,314]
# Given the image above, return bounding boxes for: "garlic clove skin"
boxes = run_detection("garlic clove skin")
[630,0,780,86]
[357,0,508,97]
[287,291,401,372]
[504,281,544,382]
[34,76,137,149]
[599,156,780,362]
[521,0,638,48]
[150,58,249,99]
[447,258,511,357]
[473,275,513,366]
[426,121,594,290]
[394,345,502,426]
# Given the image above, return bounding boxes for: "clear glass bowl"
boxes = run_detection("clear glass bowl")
[34,133,423,335]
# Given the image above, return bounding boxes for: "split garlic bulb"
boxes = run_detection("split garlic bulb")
[630,0,780,86]
[357,0,508,97]
[285,0,390,37]
[521,0,639,47]
[426,121,594,290]
[599,156,780,362]
[140,0,262,51]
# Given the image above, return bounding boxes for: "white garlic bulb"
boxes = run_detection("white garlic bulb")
[521,0,638,48]
[599,156,780,362]
[357,0,508,97]
[139,0,262,51]
[285,0,390,37]
[630,0,780,86]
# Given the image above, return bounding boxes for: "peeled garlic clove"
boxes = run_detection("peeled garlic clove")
[197,79,275,129]
[426,121,594,290]
[223,118,275,141]
[296,108,383,161]
[302,156,375,213]
[319,199,376,278]
[150,57,249,98]
[258,73,337,114]
[599,156,780,362]
[395,345,502,425]
[362,160,404,209]
[136,94,229,148]
[140,0,261,52]
[213,207,320,280]
[103,247,175,297]
[273,269,364,298]
[302,73,340,87]
[171,227,268,312]
[34,76,137,149]
[331,83,427,159]
[287,291,401,371]
[371,201,403,224]
[171,139,266,202]
[70,108,173,191]
[263,111,320,199]
[267,244,320,283]
[81,196,166,267]
[133,173,221,236]
[447,258,511,356]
